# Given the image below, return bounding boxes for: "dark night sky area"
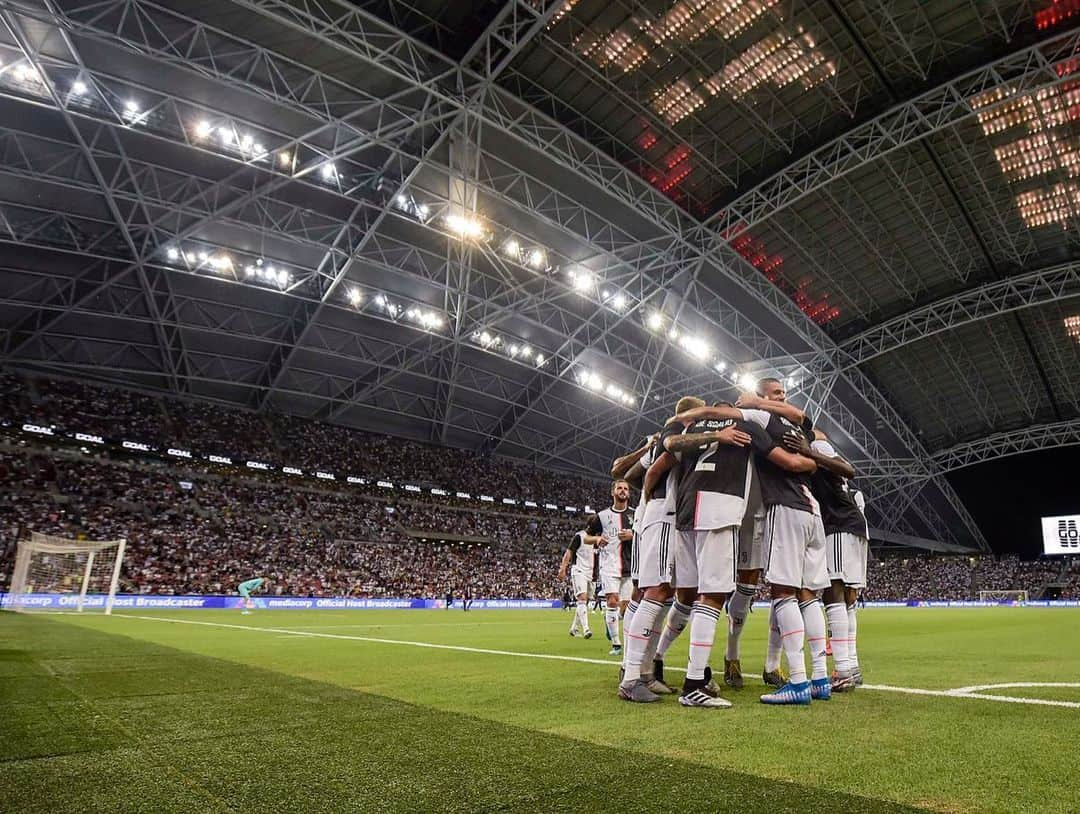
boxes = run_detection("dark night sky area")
[947,447,1079,558]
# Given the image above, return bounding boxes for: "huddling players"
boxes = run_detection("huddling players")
[564,377,870,707]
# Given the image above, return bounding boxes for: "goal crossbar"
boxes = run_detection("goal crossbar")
[6,535,126,614]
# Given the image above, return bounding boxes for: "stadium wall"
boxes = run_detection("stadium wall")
[2,594,1080,610]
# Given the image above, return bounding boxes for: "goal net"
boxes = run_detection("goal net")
[3,533,126,613]
[978,590,1028,604]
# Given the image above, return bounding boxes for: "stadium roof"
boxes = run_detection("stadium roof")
[3,0,1080,552]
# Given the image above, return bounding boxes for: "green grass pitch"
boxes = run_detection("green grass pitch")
[1,607,1077,813]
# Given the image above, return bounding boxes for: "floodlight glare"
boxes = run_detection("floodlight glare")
[571,270,593,292]
[445,213,485,239]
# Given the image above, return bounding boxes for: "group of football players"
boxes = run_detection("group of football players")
[558,377,868,707]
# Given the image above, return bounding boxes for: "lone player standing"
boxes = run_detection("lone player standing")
[558,529,596,639]
[586,480,634,657]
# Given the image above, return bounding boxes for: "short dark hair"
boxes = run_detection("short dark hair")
[611,479,629,491]
[756,377,782,396]
[712,400,733,408]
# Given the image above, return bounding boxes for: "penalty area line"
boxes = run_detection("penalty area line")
[107,614,1080,709]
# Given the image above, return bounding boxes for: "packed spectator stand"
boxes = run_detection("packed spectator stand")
[1,370,1076,601]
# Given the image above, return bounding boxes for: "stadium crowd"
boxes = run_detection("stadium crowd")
[1,444,1076,601]
[1,369,1077,602]
[0,447,577,598]
[2,370,599,507]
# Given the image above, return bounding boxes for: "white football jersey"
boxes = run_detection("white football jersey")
[567,530,595,576]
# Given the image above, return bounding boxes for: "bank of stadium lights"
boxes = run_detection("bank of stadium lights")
[568,268,593,293]
[575,368,637,408]
[163,245,291,288]
[737,372,758,391]
[546,0,581,29]
[393,193,430,222]
[643,0,780,44]
[472,329,547,368]
[10,62,39,84]
[404,306,445,330]
[192,120,270,161]
[362,293,445,330]
[603,290,628,311]
[122,99,144,123]
[646,310,749,374]
[444,212,487,240]
[1066,315,1080,342]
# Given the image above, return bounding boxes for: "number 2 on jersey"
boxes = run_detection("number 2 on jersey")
[695,442,720,472]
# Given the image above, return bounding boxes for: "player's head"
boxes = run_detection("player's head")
[756,377,785,402]
[674,395,705,413]
[712,400,733,408]
[611,479,630,504]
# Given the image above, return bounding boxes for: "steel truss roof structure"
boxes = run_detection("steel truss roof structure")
[3,0,1080,552]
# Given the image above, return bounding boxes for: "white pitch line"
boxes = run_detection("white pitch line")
[868,683,1080,709]
[949,682,1080,694]
[101,614,1080,709]
[117,614,621,668]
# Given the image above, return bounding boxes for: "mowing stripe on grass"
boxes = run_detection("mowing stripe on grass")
[110,614,1080,709]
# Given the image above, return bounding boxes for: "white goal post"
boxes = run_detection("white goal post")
[4,533,126,614]
[978,590,1028,603]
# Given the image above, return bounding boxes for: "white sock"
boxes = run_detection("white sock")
[686,602,722,681]
[640,599,671,676]
[800,598,828,680]
[773,597,807,685]
[575,601,589,634]
[605,607,621,645]
[847,603,859,669]
[765,601,783,672]
[825,602,850,674]
[725,583,756,661]
[621,601,639,668]
[655,600,692,659]
[623,599,661,682]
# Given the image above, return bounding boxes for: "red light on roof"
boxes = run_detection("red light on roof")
[729,231,839,325]
[1036,0,1080,30]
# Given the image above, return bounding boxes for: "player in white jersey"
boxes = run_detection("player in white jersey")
[742,380,833,706]
[665,402,817,708]
[585,480,634,656]
[621,398,772,703]
[558,529,596,639]
[611,435,658,683]
[619,396,710,701]
[850,488,869,684]
[784,428,864,691]
[729,379,819,689]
